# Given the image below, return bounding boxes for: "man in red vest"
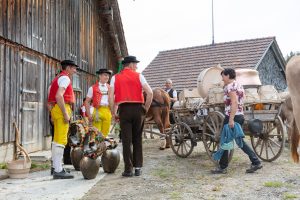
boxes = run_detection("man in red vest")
[85,68,112,138]
[48,60,79,179]
[109,56,153,177]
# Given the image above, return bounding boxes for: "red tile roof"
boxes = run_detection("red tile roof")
[143,37,275,91]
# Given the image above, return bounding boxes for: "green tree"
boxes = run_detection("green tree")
[286,51,300,63]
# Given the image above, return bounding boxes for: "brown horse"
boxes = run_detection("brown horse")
[279,94,293,142]
[144,88,171,150]
[286,56,300,163]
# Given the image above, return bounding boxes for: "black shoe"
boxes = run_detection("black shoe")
[122,171,133,177]
[63,168,71,173]
[211,167,227,174]
[135,168,142,176]
[53,170,74,179]
[246,163,263,173]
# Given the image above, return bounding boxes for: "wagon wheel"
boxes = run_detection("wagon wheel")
[203,111,234,164]
[170,122,195,158]
[250,116,285,162]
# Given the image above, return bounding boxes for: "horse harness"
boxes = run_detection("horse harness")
[150,99,168,108]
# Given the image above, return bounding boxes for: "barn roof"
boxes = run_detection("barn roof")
[142,37,285,91]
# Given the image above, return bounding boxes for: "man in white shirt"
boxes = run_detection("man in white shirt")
[165,79,177,108]
[48,59,79,179]
[164,79,177,124]
[109,56,153,177]
[85,68,112,138]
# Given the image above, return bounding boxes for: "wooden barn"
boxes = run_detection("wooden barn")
[143,37,287,92]
[0,0,127,161]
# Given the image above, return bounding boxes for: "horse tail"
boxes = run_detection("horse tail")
[291,119,300,163]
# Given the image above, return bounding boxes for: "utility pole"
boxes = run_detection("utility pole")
[212,0,215,45]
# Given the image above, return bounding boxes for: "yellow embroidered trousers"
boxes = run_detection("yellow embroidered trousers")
[51,104,72,146]
[92,106,112,137]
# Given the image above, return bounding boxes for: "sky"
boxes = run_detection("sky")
[118,0,300,72]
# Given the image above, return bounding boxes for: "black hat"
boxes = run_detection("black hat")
[61,60,79,68]
[96,68,112,75]
[121,56,140,65]
[248,119,263,136]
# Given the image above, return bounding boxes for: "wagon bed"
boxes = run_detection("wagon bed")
[168,100,285,163]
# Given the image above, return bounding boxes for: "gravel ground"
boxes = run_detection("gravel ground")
[81,136,300,200]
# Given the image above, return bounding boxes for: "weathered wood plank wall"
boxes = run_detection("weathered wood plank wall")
[0,0,126,151]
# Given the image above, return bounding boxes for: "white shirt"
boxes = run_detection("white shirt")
[86,83,109,106]
[48,75,70,94]
[81,105,94,114]
[166,88,177,99]
[57,76,71,89]
[110,74,147,88]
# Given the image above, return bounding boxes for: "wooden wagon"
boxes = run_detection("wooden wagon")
[167,97,285,163]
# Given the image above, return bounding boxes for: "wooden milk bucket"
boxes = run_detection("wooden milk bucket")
[235,69,262,87]
[7,123,32,179]
[7,152,31,179]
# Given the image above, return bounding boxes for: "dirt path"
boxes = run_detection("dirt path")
[82,137,300,200]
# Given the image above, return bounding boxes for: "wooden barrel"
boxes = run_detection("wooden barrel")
[197,65,224,98]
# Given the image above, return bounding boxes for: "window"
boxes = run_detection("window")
[72,73,81,91]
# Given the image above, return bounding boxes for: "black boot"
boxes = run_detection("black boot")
[53,170,74,179]
[63,144,72,165]
[51,167,54,175]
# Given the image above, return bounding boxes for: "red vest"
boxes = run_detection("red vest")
[92,82,110,108]
[48,71,75,104]
[114,68,144,104]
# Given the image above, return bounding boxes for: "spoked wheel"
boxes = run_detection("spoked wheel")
[250,116,285,162]
[203,111,234,164]
[170,122,195,158]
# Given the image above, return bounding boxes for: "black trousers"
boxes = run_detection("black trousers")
[119,103,146,172]
[219,115,261,169]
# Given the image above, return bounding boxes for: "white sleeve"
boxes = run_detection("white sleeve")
[57,76,70,89]
[173,90,177,98]
[110,76,115,88]
[139,74,148,85]
[86,87,93,98]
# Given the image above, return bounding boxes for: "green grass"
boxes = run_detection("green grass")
[152,167,175,179]
[30,162,50,170]
[263,181,284,188]
[0,163,7,169]
[169,191,181,199]
[231,156,240,162]
[283,193,298,199]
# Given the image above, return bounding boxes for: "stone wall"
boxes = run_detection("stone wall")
[257,48,287,92]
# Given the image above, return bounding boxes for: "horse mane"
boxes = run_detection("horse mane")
[155,88,170,129]
[291,118,300,163]
[154,88,170,108]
